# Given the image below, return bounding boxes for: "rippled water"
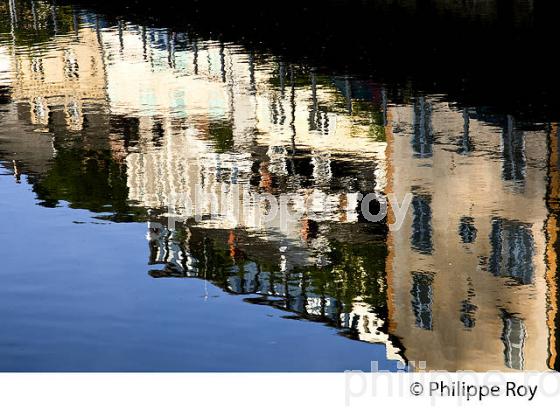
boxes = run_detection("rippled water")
[0,0,559,371]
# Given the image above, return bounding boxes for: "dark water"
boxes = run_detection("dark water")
[1,0,559,372]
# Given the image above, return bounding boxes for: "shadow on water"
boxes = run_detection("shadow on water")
[63,0,560,122]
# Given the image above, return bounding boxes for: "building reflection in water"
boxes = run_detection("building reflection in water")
[2,0,560,371]
[387,100,555,371]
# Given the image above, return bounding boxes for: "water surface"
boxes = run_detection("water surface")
[1,0,559,372]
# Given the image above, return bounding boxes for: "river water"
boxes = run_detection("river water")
[0,0,558,371]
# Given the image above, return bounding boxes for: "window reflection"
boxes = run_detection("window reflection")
[411,193,433,255]
[410,272,434,331]
[488,218,534,285]
[459,278,477,329]
[411,97,433,158]
[502,115,526,187]
[458,216,477,244]
[457,108,474,155]
[501,310,526,370]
